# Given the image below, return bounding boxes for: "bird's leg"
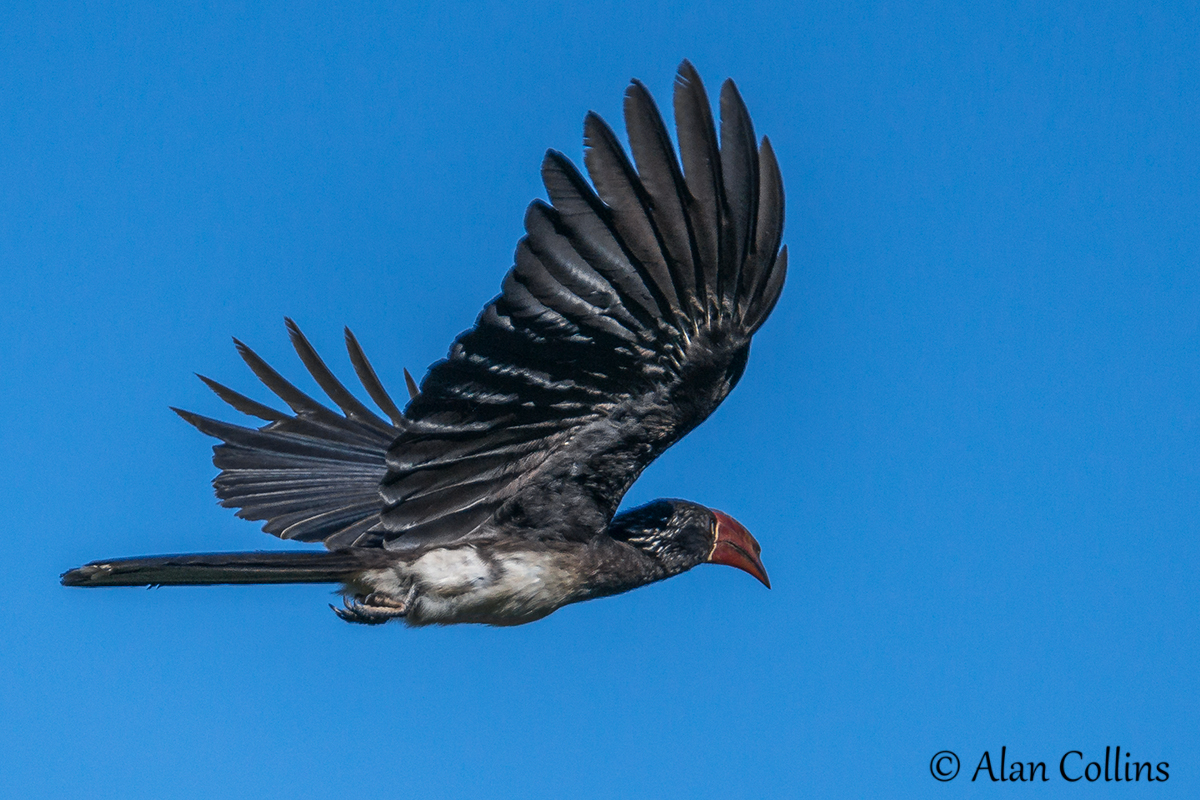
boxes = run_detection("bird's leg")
[332,584,418,625]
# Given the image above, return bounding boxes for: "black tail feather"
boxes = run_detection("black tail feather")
[61,550,384,587]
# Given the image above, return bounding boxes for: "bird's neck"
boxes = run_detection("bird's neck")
[570,534,674,602]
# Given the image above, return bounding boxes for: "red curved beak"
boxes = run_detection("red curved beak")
[707,510,770,588]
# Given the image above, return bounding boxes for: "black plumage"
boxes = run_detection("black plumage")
[62,61,785,626]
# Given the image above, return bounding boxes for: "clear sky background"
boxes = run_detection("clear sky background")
[2,1,1196,797]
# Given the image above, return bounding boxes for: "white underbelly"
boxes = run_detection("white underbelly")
[372,546,584,626]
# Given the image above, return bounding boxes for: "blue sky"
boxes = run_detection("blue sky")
[2,1,1197,797]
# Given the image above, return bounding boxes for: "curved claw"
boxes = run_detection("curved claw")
[330,591,413,625]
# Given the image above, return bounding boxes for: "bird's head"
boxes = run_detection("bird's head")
[611,500,770,587]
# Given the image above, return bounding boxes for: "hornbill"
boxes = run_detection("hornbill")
[62,61,787,626]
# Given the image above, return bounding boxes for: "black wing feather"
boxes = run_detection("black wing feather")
[673,61,724,320]
[624,79,700,313]
[176,326,405,546]
[719,79,759,301]
[583,111,685,321]
[177,63,784,554]
[377,62,785,551]
[541,151,668,332]
[195,374,288,422]
[344,328,407,426]
[285,318,393,432]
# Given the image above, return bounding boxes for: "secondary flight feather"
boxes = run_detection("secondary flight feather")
[62,61,787,626]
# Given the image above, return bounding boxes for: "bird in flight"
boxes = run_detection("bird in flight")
[62,61,787,626]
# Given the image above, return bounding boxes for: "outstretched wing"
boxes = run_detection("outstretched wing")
[375,61,786,551]
[175,321,408,549]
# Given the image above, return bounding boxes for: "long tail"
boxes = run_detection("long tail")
[61,550,384,587]
[171,319,417,550]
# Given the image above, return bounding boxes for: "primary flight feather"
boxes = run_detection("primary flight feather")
[62,61,787,626]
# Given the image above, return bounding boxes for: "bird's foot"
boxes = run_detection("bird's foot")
[332,587,415,625]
